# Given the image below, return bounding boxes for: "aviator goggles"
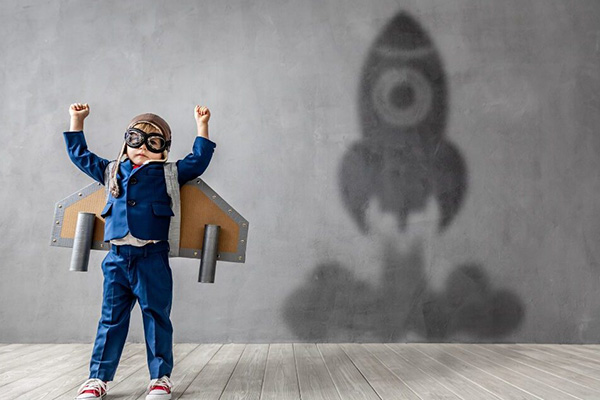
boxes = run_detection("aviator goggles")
[124,127,171,153]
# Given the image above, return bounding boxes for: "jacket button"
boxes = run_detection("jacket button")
[130,177,138,185]
[127,200,136,206]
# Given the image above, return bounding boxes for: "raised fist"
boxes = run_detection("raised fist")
[194,105,210,124]
[69,103,89,119]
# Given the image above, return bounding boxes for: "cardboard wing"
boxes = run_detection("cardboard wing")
[50,179,248,263]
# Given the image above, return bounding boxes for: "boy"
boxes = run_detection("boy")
[64,103,216,399]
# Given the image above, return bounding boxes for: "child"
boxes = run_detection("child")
[64,103,216,400]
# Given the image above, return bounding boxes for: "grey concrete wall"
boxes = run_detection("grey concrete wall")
[1,0,600,343]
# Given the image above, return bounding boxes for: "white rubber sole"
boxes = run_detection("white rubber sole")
[146,393,171,400]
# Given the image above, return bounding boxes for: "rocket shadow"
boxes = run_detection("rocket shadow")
[282,11,525,341]
[340,11,465,233]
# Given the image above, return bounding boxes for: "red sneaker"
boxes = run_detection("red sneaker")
[75,378,107,399]
[146,375,173,400]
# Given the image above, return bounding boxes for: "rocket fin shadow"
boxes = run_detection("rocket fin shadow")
[432,141,467,231]
[339,142,380,233]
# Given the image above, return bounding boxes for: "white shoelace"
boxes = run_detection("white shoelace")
[77,378,107,395]
[147,375,173,393]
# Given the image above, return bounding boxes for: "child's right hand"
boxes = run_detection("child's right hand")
[69,103,90,119]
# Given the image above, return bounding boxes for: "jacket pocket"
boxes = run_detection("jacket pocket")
[152,203,175,217]
[100,202,113,218]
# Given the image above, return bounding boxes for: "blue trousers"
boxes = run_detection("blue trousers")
[89,241,173,381]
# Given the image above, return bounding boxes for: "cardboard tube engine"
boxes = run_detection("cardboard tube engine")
[70,212,95,272]
[199,224,220,283]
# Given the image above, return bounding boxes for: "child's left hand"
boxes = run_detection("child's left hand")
[195,105,211,124]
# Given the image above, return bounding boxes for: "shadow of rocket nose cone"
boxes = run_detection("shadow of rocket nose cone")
[377,12,432,49]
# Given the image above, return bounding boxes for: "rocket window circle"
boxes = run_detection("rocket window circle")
[372,67,433,127]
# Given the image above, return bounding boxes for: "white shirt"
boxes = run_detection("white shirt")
[110,233,162,247]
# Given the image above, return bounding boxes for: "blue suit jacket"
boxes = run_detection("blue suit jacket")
[64,131,216,241]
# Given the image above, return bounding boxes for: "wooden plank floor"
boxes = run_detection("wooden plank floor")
[0,343,599,399]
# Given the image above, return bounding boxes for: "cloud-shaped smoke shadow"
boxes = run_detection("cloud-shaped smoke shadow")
[283,242,524,342]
